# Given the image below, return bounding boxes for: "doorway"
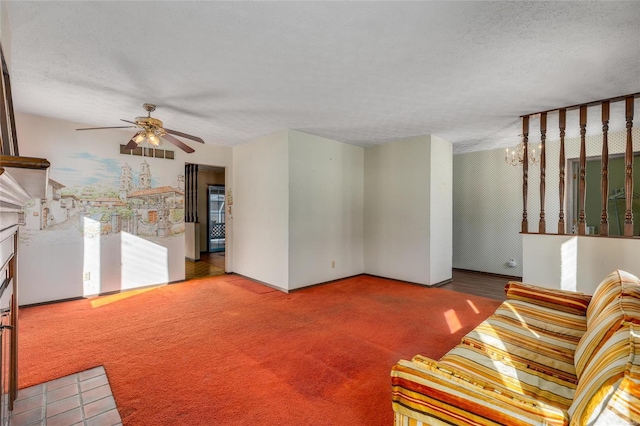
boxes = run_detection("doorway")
[208,185,226,252]
[568,152,640,236]
[184,164,226,280]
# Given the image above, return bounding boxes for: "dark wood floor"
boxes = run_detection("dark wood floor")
[439,269,521,301]
[185,252,225,280]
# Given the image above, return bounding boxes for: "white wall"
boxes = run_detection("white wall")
[0,1,12,71]
[15,112,233,305]
[429,136,453,284]
[453,127,640,278]
[288,131,364,289]
[232,130,289,290]
[364,135,451,285]
[17,111,454,300]
[523,234,640,294]
[453,148,523,276]
[185,222,200,260]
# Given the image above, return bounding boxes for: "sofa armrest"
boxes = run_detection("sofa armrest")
[504,281,592,316]
[391,355,569,426]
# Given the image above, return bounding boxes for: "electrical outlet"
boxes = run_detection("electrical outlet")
[331,261,335,269]
[83,272,91,281]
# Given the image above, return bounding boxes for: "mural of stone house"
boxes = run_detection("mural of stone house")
[24,159,185,238]
[41,179,64,228]
[91,197,127,208]
[25,179,79,230]
[60,194,82,219]
[127,186,185,237]
[49,179,64,201]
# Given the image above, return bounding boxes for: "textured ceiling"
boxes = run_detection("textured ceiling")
[5,1,640,153]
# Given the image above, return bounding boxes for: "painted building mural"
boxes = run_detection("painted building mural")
[13,113,238,305]
[22,154,185,245]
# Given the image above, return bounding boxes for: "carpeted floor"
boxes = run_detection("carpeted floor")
[19,274,501,425]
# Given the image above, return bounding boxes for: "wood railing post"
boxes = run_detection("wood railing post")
[558,109,566,234]
[578,105,587,235]
[600,101,610,236]
[539,112,547,233]
[185,163,199,223]
[522,116,529,233]
[624,96,635,236]
[185,164,191,222]
[194,164,199,223]
[520,92,638,238]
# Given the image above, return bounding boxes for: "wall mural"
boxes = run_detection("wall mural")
[21,152,185,246]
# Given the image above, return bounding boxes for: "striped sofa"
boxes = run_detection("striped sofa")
[391,270,640,425]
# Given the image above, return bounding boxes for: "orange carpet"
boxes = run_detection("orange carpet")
[19,274,501,425]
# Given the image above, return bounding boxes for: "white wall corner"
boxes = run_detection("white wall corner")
[364,135,448,285]
[232,130,290,290]
[429,136,453,284]
[287,130,364,290]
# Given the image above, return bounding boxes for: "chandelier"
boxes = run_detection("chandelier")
[504,139,541,167]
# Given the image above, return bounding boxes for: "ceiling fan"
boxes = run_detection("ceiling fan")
[76,103,204,153]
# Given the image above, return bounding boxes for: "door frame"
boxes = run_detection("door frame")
[207,184,226,253]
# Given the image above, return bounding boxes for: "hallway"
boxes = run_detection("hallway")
[185,252,225,280]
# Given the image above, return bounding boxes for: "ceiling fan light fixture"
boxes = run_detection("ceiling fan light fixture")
[147,132,161,147]
[76,103,203,153]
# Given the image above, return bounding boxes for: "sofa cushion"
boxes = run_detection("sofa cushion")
[586,269,640,326]
[505,282,592,316]
[391,356,569,426]
[569,324,639,425]
[494,299,588,338]
[441,343,577,411]
[461,315,579,385]
[574,274,640,378]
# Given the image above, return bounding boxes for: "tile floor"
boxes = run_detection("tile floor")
[9,366,122,426]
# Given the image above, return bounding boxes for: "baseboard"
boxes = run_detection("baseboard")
[288,274,364,292]
[232,273,368,293]
[361,273,450,288]
[231,273,290,293]
[21,296,84,308]
[453,268,522,281]
[431,278,453,287]
[21,282,171,308]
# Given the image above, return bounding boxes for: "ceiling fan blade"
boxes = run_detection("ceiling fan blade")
[164,128,204,143]
[162,133,195,153]
[76,126,136,131]
[124,132,142,150]
[120,119,139,125]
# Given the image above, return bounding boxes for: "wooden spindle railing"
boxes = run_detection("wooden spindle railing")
[578,105,587,235]
[600,101,610,236]
[539,112,547,233]
[521,116,529,233]
[521,92,638,238]
[624,96,635,236]
[185,164,191,222]
[558,109,566,234]
[185,163,199,223]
